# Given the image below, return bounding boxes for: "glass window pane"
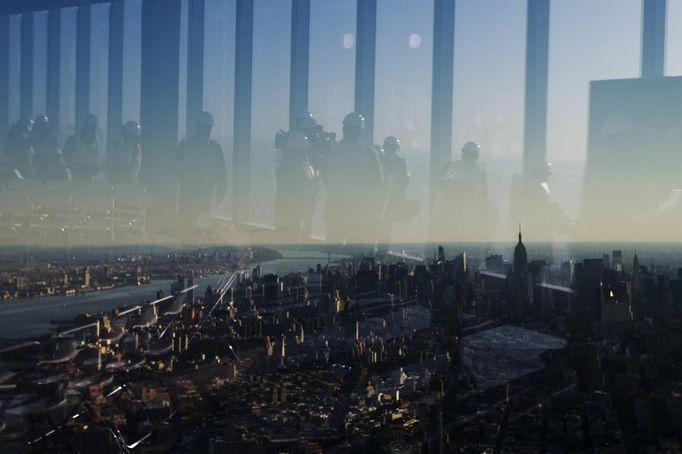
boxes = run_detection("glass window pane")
[122,0,142,123]
[90,4,109,150]
[452,0,527,239]
[547,0,640,217]
[308,0,356,239]
[309,0,356,133]
[375,0,433,243]
[33,11,47,118]
[204,0,236,217]
[251,0,291,226]
[453,1,526,159]
[8,15,21,125]
[666,0,682,76]
[60,8,77,141]
[178,0,188,140]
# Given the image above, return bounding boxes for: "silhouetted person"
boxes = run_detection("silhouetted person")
[31,114,70,182]
[63,114,100,181]
[436,141,493,240]
[378,136,417,245]
[109,121,142,185]
[174,111,226,237]
[294,112,335,171]
[6,116,35,179]
[322,112,383,244]
[274,130,319,243]
[440,141,487,199]
[510,162,569,240]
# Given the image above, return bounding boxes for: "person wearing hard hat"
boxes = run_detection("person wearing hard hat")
[436,141,492,241]
[32,114,70,181]
[173,111,226,239]
[64,114,100,181]
[322,112,384,245]
[274,130,319,243]
[377,136,418,247]
[294,112,335,172]
[381,136,410,203]
[109,121,143,185]
[6,116,35,179]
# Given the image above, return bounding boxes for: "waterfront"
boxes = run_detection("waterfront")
[0,276,213,339]
[0,247,345,339]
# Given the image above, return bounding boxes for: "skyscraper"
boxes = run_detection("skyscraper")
[632,252,641,315]
[512,228,530,313]
[612,250,623,273]
[513,229,528,278]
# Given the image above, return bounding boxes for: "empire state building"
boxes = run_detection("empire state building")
[512,228,530,312]
[513,229,528,278]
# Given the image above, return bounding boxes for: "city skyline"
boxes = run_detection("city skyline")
[4,2,682,452]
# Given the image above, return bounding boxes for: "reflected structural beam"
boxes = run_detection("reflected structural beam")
[108,1,123,139]
[20,12,33,119]
[289,0,310,130]
[0,16,9,148]
[76,5,91,129]
[523,0,549,174]
[187,0,205,132]
[0,1,123,16]
[355,0,377,144]
[233,0,254,224]
[47,10,61,129]
[429,0,456,240]
[430,0,455,194]
[641,0,666,78]
[140,0,181,186]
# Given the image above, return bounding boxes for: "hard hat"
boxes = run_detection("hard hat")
[297,112,313,122]
[461,141,480,154]
[196,111,215,127]
[383,136,400,153]
[461,141,480,161]
[533,161,552,175]
[34,114,49,128]
[123,121,142,137]
[297,112,322,132]
[84,114,99,128]
[343,112,365,129]
[285,130,311,152]
[19,116,34,130]
[295,112,313,125]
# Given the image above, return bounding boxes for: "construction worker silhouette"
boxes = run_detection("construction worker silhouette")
[322,113,383,245]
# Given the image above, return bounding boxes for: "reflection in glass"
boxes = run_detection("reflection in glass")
[547,0,639,218]
[122,0,142,124]
[375,0,433,244]
[251,0,291,226]
[60,8,77,142]
[90,4,109,152]
[204,0,236,217]
[33,11,47,118]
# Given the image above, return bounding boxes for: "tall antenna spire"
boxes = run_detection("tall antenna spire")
[518,222,522,243]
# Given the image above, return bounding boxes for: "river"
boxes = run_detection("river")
[0,247,347,339]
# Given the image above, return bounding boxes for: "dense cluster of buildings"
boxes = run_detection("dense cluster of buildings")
[0,247,275,300]
[2,236,682,452]
[0,260,149,299]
